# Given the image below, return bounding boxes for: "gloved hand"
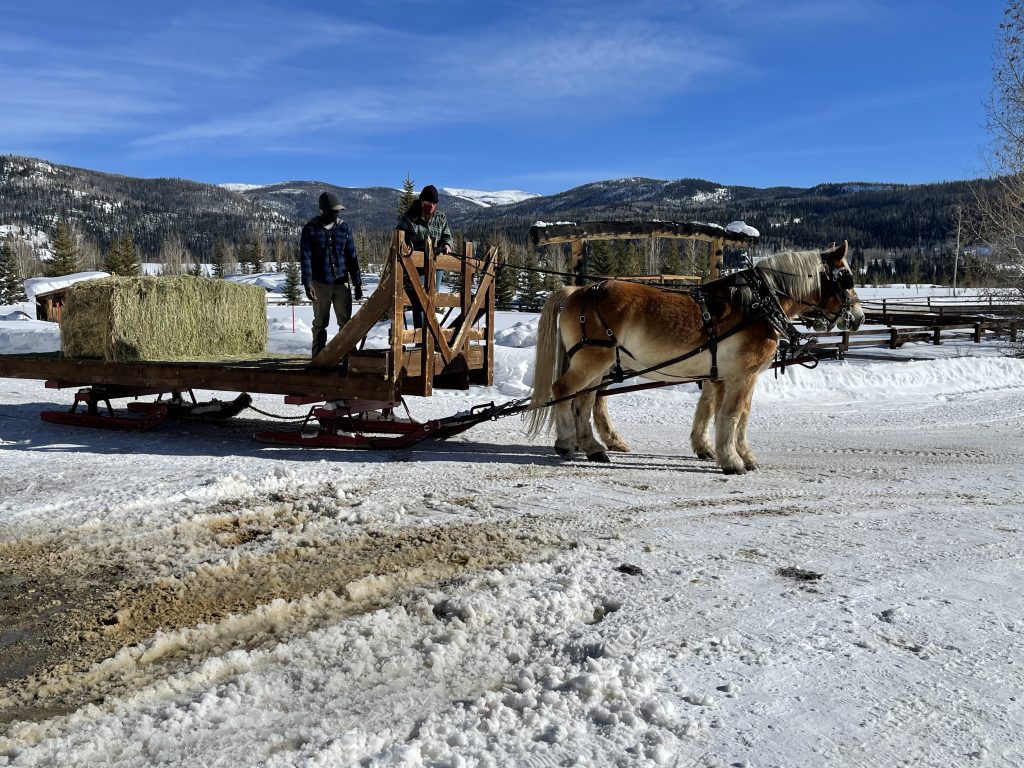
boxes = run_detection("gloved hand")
[304,284,315,302]
[353,285,363,301]
[439,244,452,255]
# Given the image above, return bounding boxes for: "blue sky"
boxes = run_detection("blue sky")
[0,1,1001,195]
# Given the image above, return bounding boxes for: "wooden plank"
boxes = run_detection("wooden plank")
[449,247,496,357]
[0,354,400,400]
[407,251,483,273]
[480,246,496,386]
[530,221,759,247]
[433,295,463,308]
[460,242,473,333]
[617,274,702,283]
[399,250,453,364]
[391,232,405,389]
[709,238,723,281]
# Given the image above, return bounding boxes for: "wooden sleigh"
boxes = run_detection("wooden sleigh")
[0,233,500,448]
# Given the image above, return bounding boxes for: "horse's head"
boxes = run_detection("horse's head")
[806,240,864,332]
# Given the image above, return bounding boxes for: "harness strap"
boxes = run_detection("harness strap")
[565,282,637,360]
[694,290,718,381]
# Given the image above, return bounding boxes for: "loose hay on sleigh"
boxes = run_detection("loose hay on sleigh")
[59,275,267,362]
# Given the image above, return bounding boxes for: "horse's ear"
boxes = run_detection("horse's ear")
[822,240,849,265]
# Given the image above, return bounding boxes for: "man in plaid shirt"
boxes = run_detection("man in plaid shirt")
[395,185,454,329]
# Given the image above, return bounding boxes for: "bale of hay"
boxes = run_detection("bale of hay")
[60,275,267,361]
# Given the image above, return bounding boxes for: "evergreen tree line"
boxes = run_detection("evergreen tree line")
[1,166,1001,311]
[3,217,991,312]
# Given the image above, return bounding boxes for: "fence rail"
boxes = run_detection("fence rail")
[861,295,1022,322]
[816,318,1019,353]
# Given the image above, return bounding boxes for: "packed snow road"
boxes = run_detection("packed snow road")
[0,355,1022,767]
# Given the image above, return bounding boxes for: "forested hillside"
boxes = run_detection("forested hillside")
[0,154,995,291]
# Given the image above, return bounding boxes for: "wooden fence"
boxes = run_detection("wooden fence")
[862,295,1021,324]
[817,318,1018,353]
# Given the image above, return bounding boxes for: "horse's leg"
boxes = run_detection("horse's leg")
[714,373,758,474]
[550,349,613,461]
[736,385,759,471]
[593,392,630,453]
[690,380,721,460]
[571,390,610,462]
[550,390,578,459]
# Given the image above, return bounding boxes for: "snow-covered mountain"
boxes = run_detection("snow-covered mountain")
[441,188,541,208]
[219,183,272,193]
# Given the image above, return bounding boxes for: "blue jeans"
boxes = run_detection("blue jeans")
[409,269,444,329]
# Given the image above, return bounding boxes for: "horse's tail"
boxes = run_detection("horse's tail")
[527,286,579,436]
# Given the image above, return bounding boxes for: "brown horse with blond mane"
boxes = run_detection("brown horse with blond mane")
[527,241,863,473]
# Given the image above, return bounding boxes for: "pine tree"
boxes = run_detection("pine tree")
[587,240,614,278]
[541,249,562,294]
[615,240,645,277]
[494,236,518,310]
[399,173,416,216]
[661,239,683,275]
[283,248,302,306]
[517,251,546,312]
[0,237,27,304]
[249,234,264,274]
[47,219,81,276]
[103,233,140,276]
[211,239,227,279]
[102,237,123,274]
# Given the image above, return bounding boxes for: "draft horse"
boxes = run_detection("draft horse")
[527,241,864,473]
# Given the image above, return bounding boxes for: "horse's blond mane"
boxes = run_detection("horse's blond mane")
[755,249,822,303]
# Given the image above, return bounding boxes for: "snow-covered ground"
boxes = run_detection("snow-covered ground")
[0,285,1022,767]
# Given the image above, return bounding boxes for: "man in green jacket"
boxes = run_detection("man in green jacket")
[395,185,454,329]
[395,184,453,256]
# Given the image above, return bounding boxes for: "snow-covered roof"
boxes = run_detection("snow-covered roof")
[23,271,110,300]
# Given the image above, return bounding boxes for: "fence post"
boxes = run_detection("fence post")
[890,327,899,349]
[974,323,983,343]
[1011,323,1019,343]
[841,331,850,352]
[932,327,941,345]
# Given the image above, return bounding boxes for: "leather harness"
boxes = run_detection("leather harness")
[563,269,807,383]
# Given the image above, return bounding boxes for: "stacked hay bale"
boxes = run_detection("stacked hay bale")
[60,275,267,361]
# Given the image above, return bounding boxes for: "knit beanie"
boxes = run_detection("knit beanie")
[419,185,439,204]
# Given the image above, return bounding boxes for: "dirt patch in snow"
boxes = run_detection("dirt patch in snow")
[0,507,562,725]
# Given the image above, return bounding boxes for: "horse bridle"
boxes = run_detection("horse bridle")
[759,255,858,333]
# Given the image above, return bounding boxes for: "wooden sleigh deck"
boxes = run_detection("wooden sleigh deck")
[0,234,499,445]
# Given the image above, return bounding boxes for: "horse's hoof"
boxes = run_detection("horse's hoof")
[555,446,575,460]
[587,451,611,463]
[695,451,716,461]
[721,466,746,475]
[606,441,630,453]
[743,462,759,471]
